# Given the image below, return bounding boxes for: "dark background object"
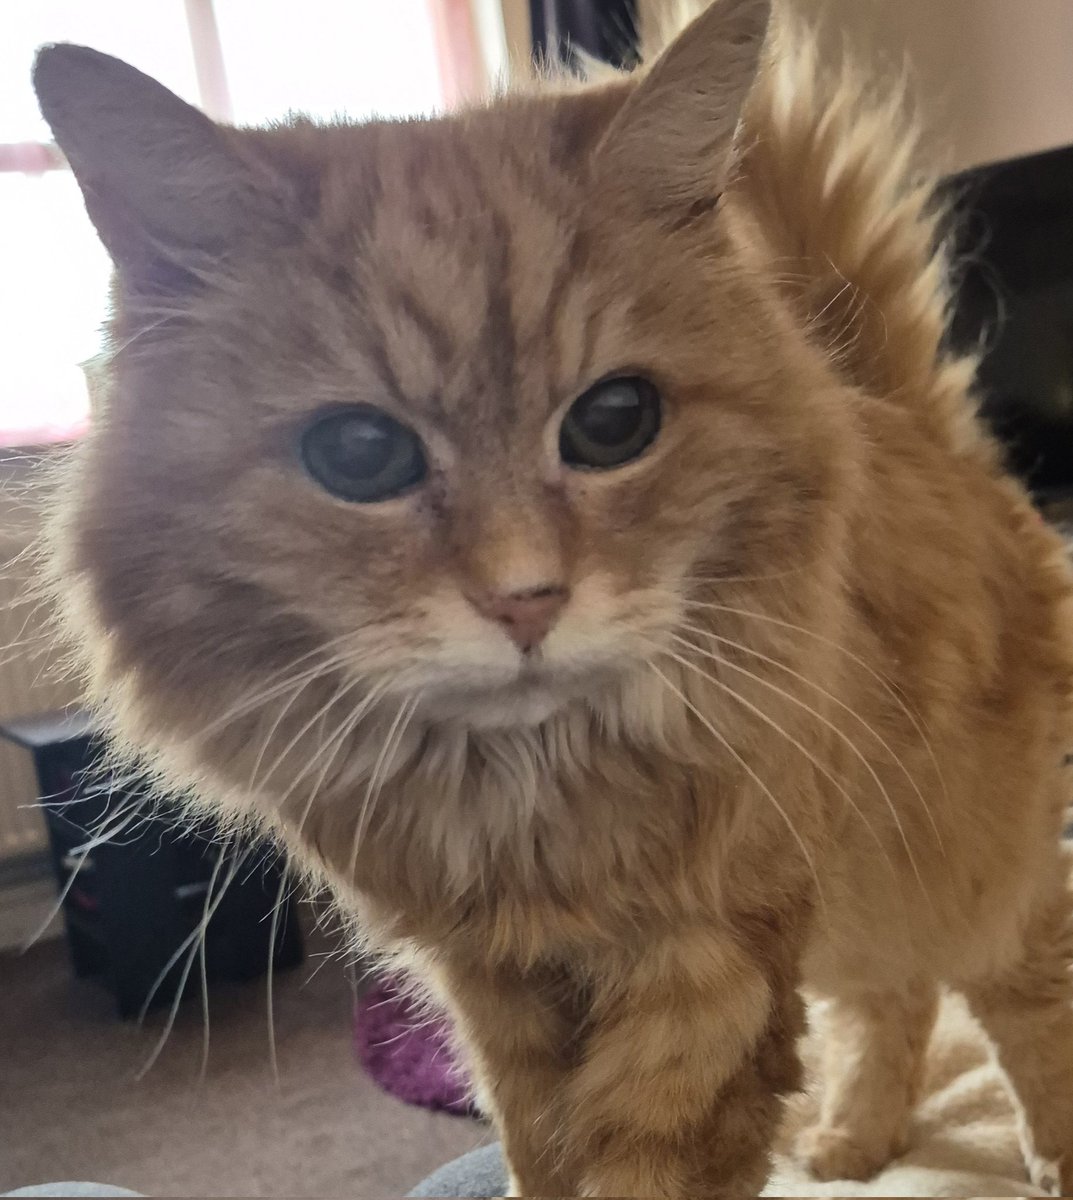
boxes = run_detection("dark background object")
[944,143,1073,502]
[1,708,303,1018]
[530,0,638,70]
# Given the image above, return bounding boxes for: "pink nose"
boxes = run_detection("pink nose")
[471,585,569,652]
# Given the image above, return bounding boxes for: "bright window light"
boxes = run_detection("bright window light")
[0,1,447,448]
[0,1,200,143]
[216,1,444,125]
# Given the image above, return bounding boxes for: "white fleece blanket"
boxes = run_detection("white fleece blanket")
[766,993,1044,1197]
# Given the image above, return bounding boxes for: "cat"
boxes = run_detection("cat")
[32,0,1073,1194]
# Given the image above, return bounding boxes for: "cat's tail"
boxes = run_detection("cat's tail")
[641,0,986,459]
[742,8,986,456]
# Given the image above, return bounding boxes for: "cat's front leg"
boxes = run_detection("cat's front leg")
[433,954,578,1196]
[564,926,806,1198]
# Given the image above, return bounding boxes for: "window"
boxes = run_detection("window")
[0,1,497,448]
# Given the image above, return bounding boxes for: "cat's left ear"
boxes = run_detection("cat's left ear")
[594,0,771,220]
[32,43,295,289]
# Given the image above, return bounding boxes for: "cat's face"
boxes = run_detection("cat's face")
[78,114,815,734]
[37,0,846,770]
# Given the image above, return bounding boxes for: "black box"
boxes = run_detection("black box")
[2,708,303,1018]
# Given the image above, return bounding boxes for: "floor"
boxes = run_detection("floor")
[0,917,491,1197]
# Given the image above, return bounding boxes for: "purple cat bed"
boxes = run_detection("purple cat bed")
[355,973,474,1116]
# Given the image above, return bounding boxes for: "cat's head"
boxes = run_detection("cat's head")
[34,0,853,812]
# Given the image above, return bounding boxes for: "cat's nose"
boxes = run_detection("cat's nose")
[470,585,569,653]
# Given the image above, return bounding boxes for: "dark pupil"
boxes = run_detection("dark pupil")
[302,408,426,502]
[329,418,393,478]
[576,386,642,446]
[560,377,660,469]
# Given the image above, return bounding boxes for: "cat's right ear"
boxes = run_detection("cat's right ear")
[594,0,771,223]
[33,44,290,285]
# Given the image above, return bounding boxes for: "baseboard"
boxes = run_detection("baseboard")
[0,852,61,952]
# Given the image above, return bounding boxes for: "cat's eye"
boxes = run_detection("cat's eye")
[559,376,661,470]
[301,407,427,502]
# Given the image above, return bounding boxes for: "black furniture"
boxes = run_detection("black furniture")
[530,0,638,70]
[945,142,1073,508]
[1,708,303,1018]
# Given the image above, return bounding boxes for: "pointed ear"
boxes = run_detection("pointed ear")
[594,0,771,220]
[33,44,290,283]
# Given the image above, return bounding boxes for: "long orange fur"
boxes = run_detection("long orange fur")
[32,0,1073,1194]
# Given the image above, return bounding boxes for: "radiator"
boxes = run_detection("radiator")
[0,472,79,860]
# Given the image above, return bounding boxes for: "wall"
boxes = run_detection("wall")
[636,0,1073,172]
[0,457,79,860]
[792,0,1073,172]
[497,0,532,77]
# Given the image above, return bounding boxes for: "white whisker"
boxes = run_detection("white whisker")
[265,867,288,1085]
[22,798,148,952]
[805,277,856,335]
[245,672,327,797]
[264,678,393,1074]
[136,844,251,1081]
[685,599,951,818]
[678,619,944,856]
[137,843,229,1027]
[346,696,419,884]
[647,659,827,919]
[661,635,893,876]
[190,634,360,743]
[198,892,211,1085]
[248,668,369,800]
[272,677,388,826]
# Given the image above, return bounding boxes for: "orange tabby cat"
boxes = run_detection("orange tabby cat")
[32,0,1073,1194]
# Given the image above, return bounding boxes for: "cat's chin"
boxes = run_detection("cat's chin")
[416,667,612,731]
[420,682,573,730]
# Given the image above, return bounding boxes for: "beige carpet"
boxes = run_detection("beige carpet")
[0,923,490,1197]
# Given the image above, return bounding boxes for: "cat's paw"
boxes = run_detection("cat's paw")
[796,1124,896,1182]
